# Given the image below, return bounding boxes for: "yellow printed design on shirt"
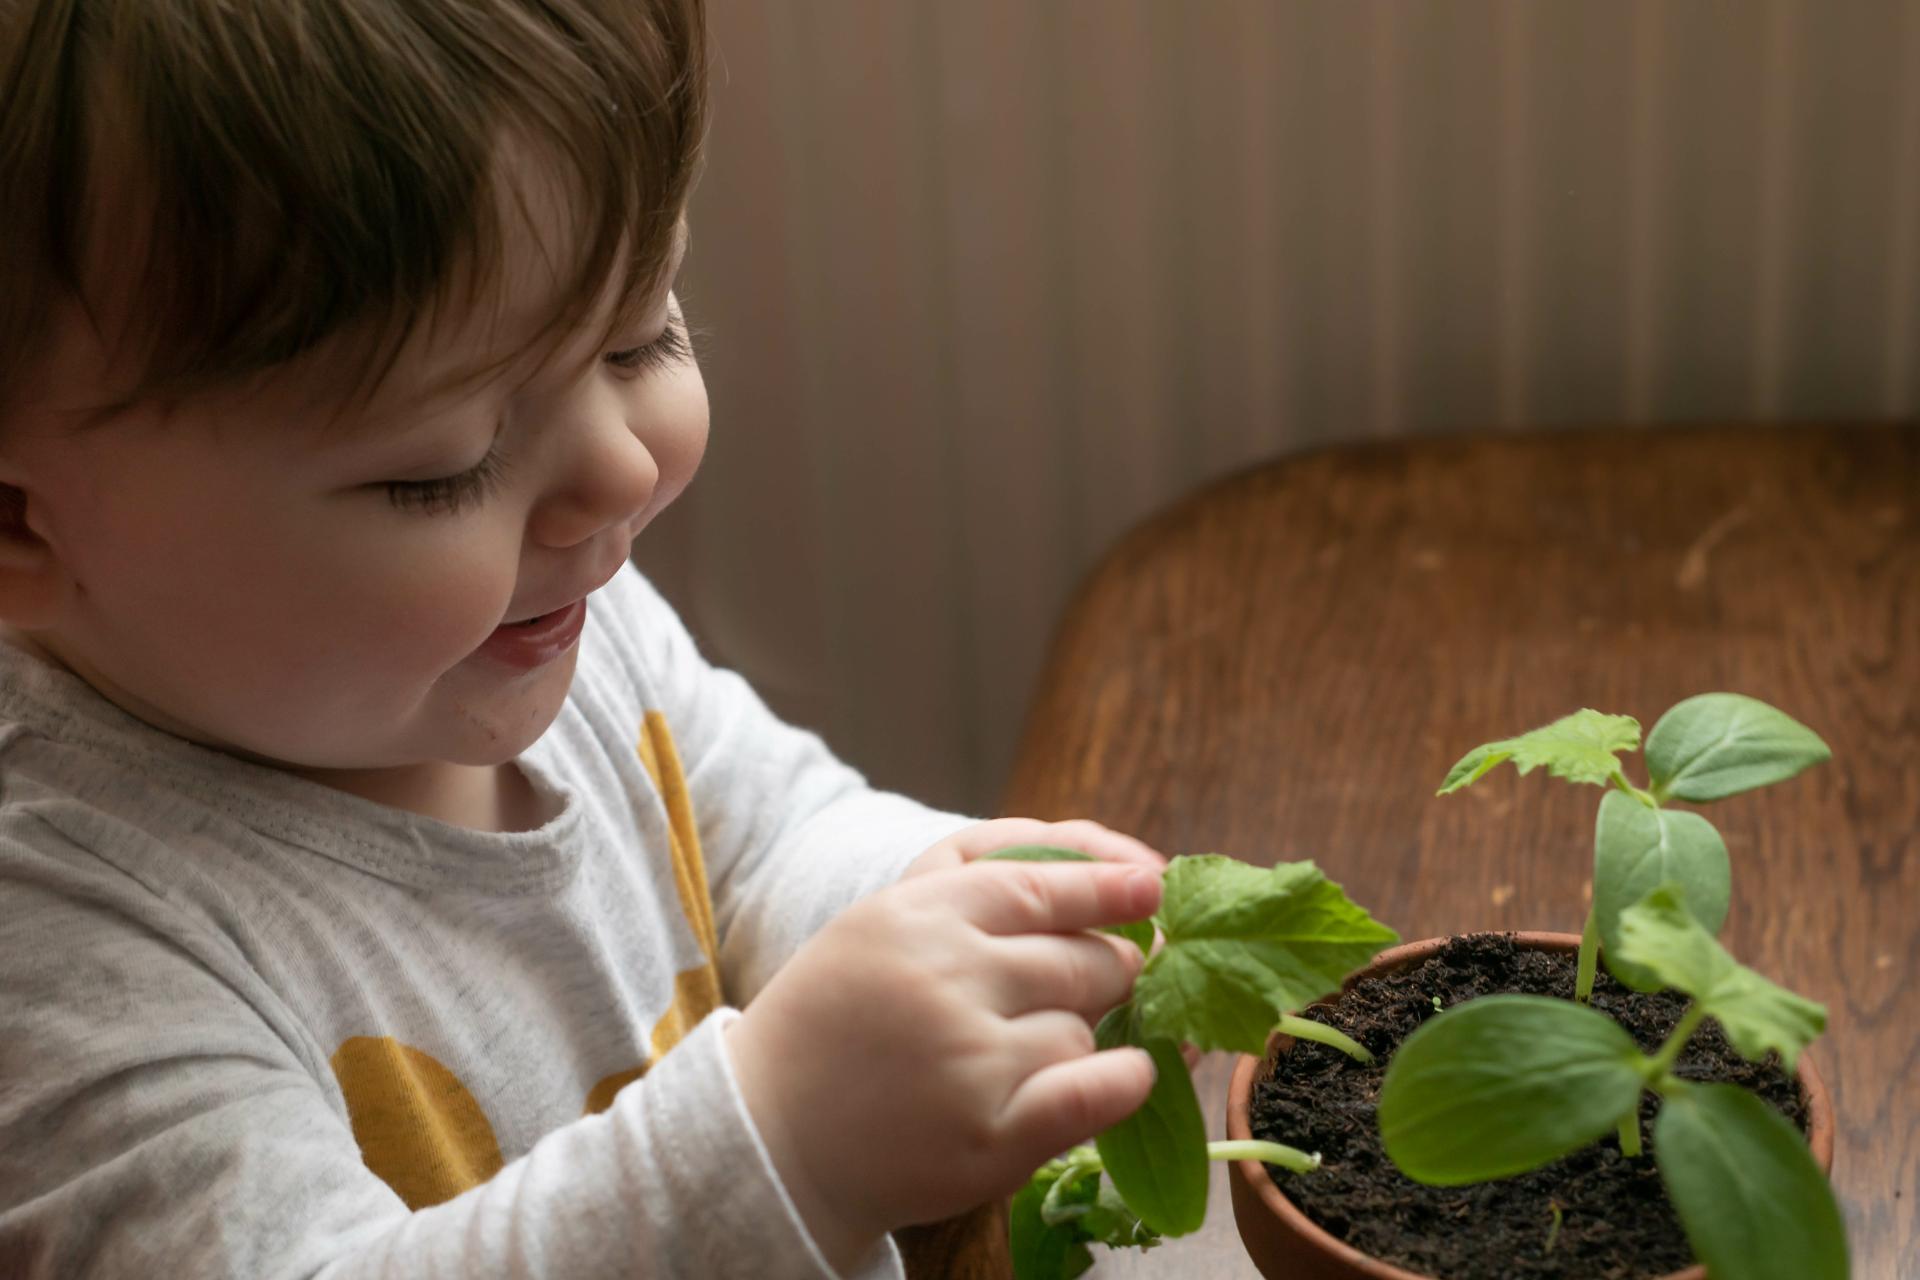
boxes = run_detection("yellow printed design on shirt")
[330,713,725,1209]
[634,709,725,1062]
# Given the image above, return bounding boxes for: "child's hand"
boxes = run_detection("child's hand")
[724,857,1163,1271]
[897,816,1167,879]
[906,820,1203,1062]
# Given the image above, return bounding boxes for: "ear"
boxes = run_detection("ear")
[0,481,77,630]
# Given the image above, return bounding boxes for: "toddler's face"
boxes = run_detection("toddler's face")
[1,207,705,786]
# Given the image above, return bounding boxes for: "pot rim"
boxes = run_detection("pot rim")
[1225,930,1837,1280]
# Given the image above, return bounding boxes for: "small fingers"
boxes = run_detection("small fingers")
[948,817,1168,870]
[946,859,1162,938]
[998,1046,1158,1172]
[1000,1009,1097,1071]
[987,932,1143,1022]
[1040,819,1166,870]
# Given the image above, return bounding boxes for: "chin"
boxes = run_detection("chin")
[439,661,579,764]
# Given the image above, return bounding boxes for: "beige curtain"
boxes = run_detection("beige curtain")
[636,0,1920,816]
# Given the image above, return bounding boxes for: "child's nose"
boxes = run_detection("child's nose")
[526,403,660,550]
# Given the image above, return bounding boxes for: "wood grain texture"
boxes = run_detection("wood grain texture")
[933,424,1916,1278]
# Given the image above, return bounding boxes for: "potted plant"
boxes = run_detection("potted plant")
[1226,693,1847,1279]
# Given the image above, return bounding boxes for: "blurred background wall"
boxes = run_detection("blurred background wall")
[635,0,1920,817]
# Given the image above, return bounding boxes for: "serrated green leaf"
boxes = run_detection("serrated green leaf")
[1655,1084,1848,1280]
[1010,1159,1096,1280]
[1437,709,1642,795]
[1437,742,1517,794]
[1089,1004,1209,1238]
[1615,886,1826,1071]
[1645,693,1831,804]
[983,846,1154,955]
[1378,995,1646,1185]
[1132,857,1398,1054]
[1593,791,1731,992]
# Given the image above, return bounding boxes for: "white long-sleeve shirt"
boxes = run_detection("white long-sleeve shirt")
[0,566,974,1279]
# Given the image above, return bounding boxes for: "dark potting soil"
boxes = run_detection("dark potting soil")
[1248,933,1809,1280]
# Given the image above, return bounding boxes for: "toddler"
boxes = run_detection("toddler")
[0,2,1167,1276]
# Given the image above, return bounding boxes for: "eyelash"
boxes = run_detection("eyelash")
[605,317,693,376]
[383,448,512,517]
[382,317,693,516]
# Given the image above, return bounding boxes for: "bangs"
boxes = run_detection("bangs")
[0,0,707,412]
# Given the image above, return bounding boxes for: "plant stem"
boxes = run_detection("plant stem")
[1039,1154,1102,1225]
[1207,1140,1322,1173]
[1275,1013,1373,1064]
[1608,769,1659,809]
[1615,1111,1643,1158]
[1644,1003,1709,1085]
[1047,1140,1324,1182]
[1575,904,1600,1003]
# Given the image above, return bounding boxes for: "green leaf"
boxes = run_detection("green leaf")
[1378,995,1647,1185]
[1655,1084,1848,1280]
[1133,857,1398,1054]
[1075,1175,1164,1251]
[1644,693,1831,804]
[1615,886,1827,1071]
[983,846,1154,956]
[1593,791,1731,992]
[1091,1004,1209,1237]
[1437,709,1642,795]
[1009,1158,1096,1280]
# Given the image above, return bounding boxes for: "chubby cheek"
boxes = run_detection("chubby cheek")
[636,368,709,527]
[267,517,511,685]
[108,492,516,725]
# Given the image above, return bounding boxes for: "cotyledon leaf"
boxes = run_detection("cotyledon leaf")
[1378,995,1645,1185]
[1090,1004,1208,1238]
[1655,1084,1847,1280]
[1592,791,1730,992]
[1614,885,1826,1072]
[1644,692,1831,804]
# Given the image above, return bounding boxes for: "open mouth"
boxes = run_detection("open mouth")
[477,597,590,670]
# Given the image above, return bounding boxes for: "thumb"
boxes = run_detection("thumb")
[998,1047,1157,1171]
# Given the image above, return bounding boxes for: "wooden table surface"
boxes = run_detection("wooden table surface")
[901,423,1918,1280]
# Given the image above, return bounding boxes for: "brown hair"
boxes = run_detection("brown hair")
[0,0,707,415]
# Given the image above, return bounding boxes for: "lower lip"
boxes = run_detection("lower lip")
[476,599,588,670]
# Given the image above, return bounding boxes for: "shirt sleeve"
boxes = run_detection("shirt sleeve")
[603,569,978,1003]
[0,837,901,1280]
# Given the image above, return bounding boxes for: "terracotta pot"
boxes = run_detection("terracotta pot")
[1227,932,1837,1280]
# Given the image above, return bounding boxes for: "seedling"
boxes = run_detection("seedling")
[1378,885,1846,1279]
[990,847,1396,1280]
[1378,693,1847,1280]
[1436,694,1830,1001]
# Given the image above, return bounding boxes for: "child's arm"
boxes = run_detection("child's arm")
[0,836,929,1279]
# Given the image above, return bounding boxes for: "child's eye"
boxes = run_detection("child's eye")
[605,315,693,377]
[382,448,510,516]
